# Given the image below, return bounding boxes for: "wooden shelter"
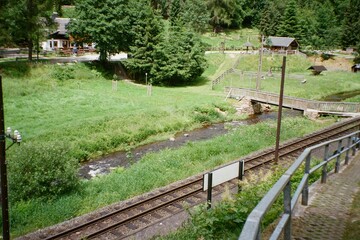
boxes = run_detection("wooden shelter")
[308,65,327,75]
[243,41,254,51]
[265,36,299,52]
[352,64,360,73]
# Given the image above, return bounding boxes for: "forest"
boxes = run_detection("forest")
[1,0,360,85]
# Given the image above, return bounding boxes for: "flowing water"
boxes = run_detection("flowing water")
[79,109,303,179]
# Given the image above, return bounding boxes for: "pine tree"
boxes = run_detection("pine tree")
[258,1,280,37]
[151,25,207,85]
[124,2,163,81]
[341,0,360,48]
[315,1,340,49]
[180,0,210,33]
[276,0,300,38]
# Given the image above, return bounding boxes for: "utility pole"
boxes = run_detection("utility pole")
[256,35,264,90]
[274,56,287,164]
[0,75,10,240]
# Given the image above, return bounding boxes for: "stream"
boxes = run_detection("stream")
[79,109,303,179]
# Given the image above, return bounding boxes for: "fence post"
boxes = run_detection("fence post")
[283,181,292,240]
[345,136,351,165]
[302,153,311,206]
[207,173,213,209]
[335,140,342,173]
[321,144,329,183]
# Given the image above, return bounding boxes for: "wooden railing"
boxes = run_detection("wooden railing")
[225,87,360,114]
[211,56,241,89]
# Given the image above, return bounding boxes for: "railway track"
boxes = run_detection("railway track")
[39,117,360,240]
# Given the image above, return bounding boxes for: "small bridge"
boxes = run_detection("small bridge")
[225,87,360,117]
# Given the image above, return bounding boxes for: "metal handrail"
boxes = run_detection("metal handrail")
[239,130,360,240]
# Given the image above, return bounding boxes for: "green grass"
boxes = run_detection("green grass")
[2,62,236,162]
[0,49,355,237]
[213,54,360,101]
[8,117,333,237]
[201,28,260,50]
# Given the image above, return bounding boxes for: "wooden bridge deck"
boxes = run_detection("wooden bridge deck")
[225,87,360,116]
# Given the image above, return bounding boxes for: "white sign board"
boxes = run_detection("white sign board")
[203,161,243,191]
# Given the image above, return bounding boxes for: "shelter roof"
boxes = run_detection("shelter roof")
[266,36,298,47]
[243,41,254,47]
[307,65,327,71]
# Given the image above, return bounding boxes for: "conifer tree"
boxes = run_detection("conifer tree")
[125,2,163,81]
[276,0,300,38]
[341,0,360,48]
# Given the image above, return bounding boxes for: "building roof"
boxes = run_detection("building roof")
[53,17,70,35]
[307,65,327,71]
[266,36,298,48]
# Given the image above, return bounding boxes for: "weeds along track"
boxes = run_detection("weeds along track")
[43,117,360,240]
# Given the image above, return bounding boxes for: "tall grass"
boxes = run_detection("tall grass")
[8,117,333,237]
[2,62,238,162]
[0,51,347,237]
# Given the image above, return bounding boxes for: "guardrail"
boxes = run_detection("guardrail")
[225,87,360,114]
[238,130,360,240]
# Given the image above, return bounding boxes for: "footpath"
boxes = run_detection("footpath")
[291,152,360,240]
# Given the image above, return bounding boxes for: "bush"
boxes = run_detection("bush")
[51,65,75,81]
[8,142,80,201]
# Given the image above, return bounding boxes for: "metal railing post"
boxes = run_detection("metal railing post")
[284,181,292,240]
[321,144,329,183]
[238,160,244,194]
[207,173,213,209]
[302,153,311,205]
[345,136,351,165]
[335,140,342,173]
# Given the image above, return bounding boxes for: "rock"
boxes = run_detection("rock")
[169,137,175,141]
[184,133,189,137]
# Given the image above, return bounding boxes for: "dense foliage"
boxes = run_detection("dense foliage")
[8,142,79,201]
[1,0,360,64]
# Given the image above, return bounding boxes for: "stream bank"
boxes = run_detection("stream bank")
[79,109,302,179]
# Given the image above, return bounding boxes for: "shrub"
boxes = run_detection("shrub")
[8,142,80,201]
[51,65,75,81]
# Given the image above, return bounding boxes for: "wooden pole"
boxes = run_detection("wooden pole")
[274,57,286,164]
[0,75,10,240]
[256,35,264,90]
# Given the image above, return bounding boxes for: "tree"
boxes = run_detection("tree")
[151,25,207,85]
[276,0,300,39]
[341,0,360,48]
[68,0,132,62]
[207,0,243,32]
[124,1,163,81]
[180,0,209,32]
[2,0,53,60]
[314,1,340,49]
[258,1,280,37]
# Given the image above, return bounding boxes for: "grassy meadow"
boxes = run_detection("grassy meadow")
[201,28,260,50]
[0,50,357,237]
[213,54,360,100]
